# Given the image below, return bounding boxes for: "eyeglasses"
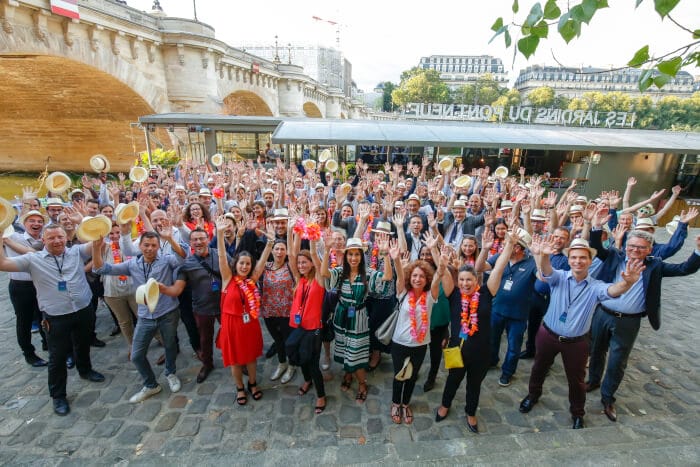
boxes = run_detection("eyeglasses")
[626,244,649,251]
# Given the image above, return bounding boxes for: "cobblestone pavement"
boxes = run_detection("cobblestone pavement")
[1,230,699,465]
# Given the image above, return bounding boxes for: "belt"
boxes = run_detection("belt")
[543,323,586,343]
[9,279,34,284]
[600,304,646,319]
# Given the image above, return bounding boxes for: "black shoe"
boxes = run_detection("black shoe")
[519,350,535,359]
[53,398,70,416]
[42,342,48,351]
[91,338,106,348]
[196,366,213,384]
[467,420,479,434]
[585,381,600,392]
[435,408,449,422]
[423,379,435,392]
[66,356,75,369]
[572,416,584,429]
[603,403,617,422]
[519,396,538,413]
[80,370,105,382]
[265,343,277,359]
[109,326,121,337]
[25,354,48,367]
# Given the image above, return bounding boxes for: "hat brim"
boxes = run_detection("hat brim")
[76,216,112,242]
[563,246,597,258]
[45,172,72,193]
[129,167,149,183]
[395,357,413,381]
[370,229,394,236]
[116,202,140,225]
[453,176,471,188]
[136,278,160,313]
[0,197,16,232]
[90,156,110,173]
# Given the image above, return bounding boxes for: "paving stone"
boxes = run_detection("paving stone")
[132,401,162,422]
[154,412,180,432]
[0,418,24,436]
[92,420,123,438]
[413,416,433,432]
[7,421,47,446]
[672,391,700,405]
[389,425,413,444]
[37,431,62,448]
[365,398,381,415]
[17,397,49,415]
[212,392,235,408]
[279,397,296,416]
[185,397,210,414]
[66,421,96,437]
[196,382,216,395]
[99,386,126,404]
[115,424,149,445]
[169,394,188,408]
[175,417,200,437]
[644,382,665,397]
[53,436,84,455]
[73,390,100,408]
[338,404,361,424]
[198,425,223,445]
[336,444,388,463]
[366,417,383,435]
[666,401,686,414]
[315,414,337,432]
[339,425,363,438]
[276,416,294,435]
[162,438,192,456]
[109,403,134,419]
[439,425,466,440]
[83,407,109,423]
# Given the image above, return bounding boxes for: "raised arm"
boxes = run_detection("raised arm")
[215,216,232,286]
[432,247,448,301]
[488,228,518,295]
[530,233,555,281]
[251,221,275,283]
[389,238,405,295]
[475,228,494,273]
[607,258,645,297]
[375,233,393,282]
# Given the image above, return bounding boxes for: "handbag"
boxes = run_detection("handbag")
[443,339,465,370]
[375,292,408,346]
[285,327,320,367]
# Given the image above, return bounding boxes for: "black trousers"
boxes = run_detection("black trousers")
[321,290,338,343]
[440,347,490,416]
[300,330,326,398]
[367,295,395,353]
[178,285,201,352]
[8,280,47,357]
[264,317,292,364]
[524,293,549,355]
[87,276,104,340]
[391,342,427,405]
[426,325,449,383]
[45,306,94,399]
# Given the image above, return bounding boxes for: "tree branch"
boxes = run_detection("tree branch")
[666,14,695,35]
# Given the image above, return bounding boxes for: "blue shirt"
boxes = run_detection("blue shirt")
[542,269,612,337]
[487,253,538,320]
[599,259,645,314]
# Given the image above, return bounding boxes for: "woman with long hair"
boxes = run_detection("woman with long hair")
[387,242,449,425]
[458,234,480,268]
[184,202,214,239]
[487,218,508,260]
[288,233,327,414]
[435,228,517,432]
[215,215,266,406]
[321,234,393,403]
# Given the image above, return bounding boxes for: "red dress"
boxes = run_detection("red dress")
[216,279,263,366]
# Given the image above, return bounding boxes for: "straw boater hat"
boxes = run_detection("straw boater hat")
[325,159,339,172]
[136,278,160,313]
[198,188,212,197]
[76,215,112,242]
[453,199,467,210]
[371,220,394,235]
[665,215,681,235]
[0,197,16,232]
[344,237,366,251]
[437,158,453,173]
[318,149,332,162]
[395,356,413,382]
[302,159,317,171]
[46,197,65,208]
[115,201,140,225]
[635,218,656,231]
[69,189,85,200]
[20,209,48,225]
[530,209,547,221]
[210,153,224,167]
[129,166,148,183]
[338,183,352,196]
[494,166,509,179]
[500,200,514,211]
[453,175,471,189]
[574,195,588,205]
[3,224,14,239]
[89,154,110,173]
[45,172,72,194]
[514,229,532,249]
[563,238,597,258]
[270,208,290,221]
[568,205,584,215]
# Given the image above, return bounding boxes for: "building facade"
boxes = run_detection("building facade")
[418,55,508,90]
[514,65,696,101]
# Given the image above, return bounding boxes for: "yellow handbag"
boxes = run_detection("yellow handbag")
[443,339,464,370]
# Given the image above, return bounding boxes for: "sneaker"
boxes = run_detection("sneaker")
[321,356,331,371]
[280,365,296,384]
[166,374,181,393]
[31,322,40,334]
[270,363,288,381]
[498,375,511,387]
[129,385,162,403]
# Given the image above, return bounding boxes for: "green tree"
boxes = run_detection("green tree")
[490,1,698,91]
[452,74,507,105]
[527,86,556,107]
[492,89,522,122]
[392,68,451,106]
[567,97,590,111]
[375,81,397,112]
[631,95,655,128]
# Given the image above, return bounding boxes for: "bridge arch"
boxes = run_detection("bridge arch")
[222,91,273,116]
[303,102,323,118]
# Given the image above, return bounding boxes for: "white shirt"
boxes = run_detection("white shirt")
[392,291,436,347]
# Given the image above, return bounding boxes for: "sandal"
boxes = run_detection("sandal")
[298,381,313,396]
[236,386,247,406]
[340,374,353,392]
[315,397,327,415]
[247,381,263,401]
[402,404,413,425]
[391,403,402,424]
[355,381,368,404]
[368,353,381,371]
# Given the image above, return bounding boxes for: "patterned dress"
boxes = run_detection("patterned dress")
[260,263,294,318]
[325,267,388,372]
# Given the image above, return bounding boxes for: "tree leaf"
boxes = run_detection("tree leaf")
[653,73,672,89]
[512,0,519,13]
[532,20,549,38]
[489,23,509,44]
[657,56,682,76]
[693,29,700,39]
[524,3,544,28]
[543,0,561,19]
[597,0,609,8]
[558,14,580,43]
[517,35,540,59]
[505,29,512,48]
[654,0,680,18]
[635,0,645,7]
[580,0,599,24]
[627,45,650,68]
[638,69,654,92]
[491,17,504,32]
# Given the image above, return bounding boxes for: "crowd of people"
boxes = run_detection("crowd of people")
[1,155,699,432]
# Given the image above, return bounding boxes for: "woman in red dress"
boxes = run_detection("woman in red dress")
[215,215,265,405]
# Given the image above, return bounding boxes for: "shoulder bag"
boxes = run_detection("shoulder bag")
[375,291,408,346]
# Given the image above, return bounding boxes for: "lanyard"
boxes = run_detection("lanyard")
[567,279,589,308]
[141,260,154,280]
[53,253,65,277]
[297,281,311,315]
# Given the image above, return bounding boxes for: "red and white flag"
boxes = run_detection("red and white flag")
[50,0,80,20]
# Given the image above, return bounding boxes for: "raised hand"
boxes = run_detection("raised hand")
[612,224,626,245]
[388,238,401,260]
[421,231,438,250]
[159,220,173,239]
[627,177,637,187]
[22,185,38,201]
[64,206,83,225]
[482,228,494,252]
[622,258,645,284]
[392,211,405,227]
[375,232,390,252]
[215,215,229,233]
[400,251,411,269]
[520,199,531,215]
[679,207,698,224]
[358,203,370,221]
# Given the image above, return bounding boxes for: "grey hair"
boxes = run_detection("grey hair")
[627,229,654,245]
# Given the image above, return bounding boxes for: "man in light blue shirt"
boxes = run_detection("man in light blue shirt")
[518,236,644,430]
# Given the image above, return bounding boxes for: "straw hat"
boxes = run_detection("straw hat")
[494,166,509,179]
[69,189,85,200]
[115,201,140,225]
[325,159,339,173]
[453,175,471,189]
[345,237,366,251]
[437,157,453,173]
[500,200,514,211]
[0,197,16,232]
[270,208,290,221]
[635,217,656,231]
[3,224,14,239]
[563,238,597,258]
[89,154,110,173]
[135,278,160,313]
[302,159,317,171]
[198,188,212,197]
[453,200,467,210]
[514,229,532,249]
[568,205,584,215]
[211,153,224,167]
[45,172,72,194]
[371,220,394,235]
[76,215,112,242]
[530,209,547,221]
[395,357,413,382]
[665,215,681,235]
[575,195,588,204]
[129,166,149,183]
[318,149,332,162]
[338,183,352,196]
[20,209,48,225]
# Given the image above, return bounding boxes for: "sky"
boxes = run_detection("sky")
[128,0,700,92]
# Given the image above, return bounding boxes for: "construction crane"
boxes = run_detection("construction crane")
[311,15,342,49]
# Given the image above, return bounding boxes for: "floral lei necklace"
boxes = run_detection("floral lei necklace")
[110,242,128,282]
[408,289,429,343]
[460,285,480,338]
[369,244,379,269]
[233,276,261,320]
[330,249,338,268]
[489,238,504,257]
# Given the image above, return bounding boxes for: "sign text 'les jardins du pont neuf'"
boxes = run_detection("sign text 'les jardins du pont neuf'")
[402,103,636,128]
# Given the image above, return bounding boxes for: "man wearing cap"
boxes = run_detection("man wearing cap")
[172,185,187,209]
[403,195,428,235]
[3,210,49,366]
[199,188,216,217]
[587,221,700,423]
[440,199,485,250]
[93,227,187,403]
[46,198,65,223]
[0,224,106,416]
[519,236,644,429]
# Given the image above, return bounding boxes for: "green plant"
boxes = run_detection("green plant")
[139,148,179,168]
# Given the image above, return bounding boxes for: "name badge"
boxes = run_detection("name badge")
[559,311,568,323]
[347,306,356,318]
[211,280,220,292]
[503,280,513,291]
[58,280,67,292]
[294,314,302,325]
[242,313,250,324]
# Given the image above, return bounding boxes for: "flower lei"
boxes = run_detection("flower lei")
[330,249,338,268]
[408,290,429,344]
[292,218,321,241]
[359,215,374,243]
[233,276,261,320]
[369,244,379,269]
[489,238,503,257]
[110,242,128,282]
[460,286,480,337]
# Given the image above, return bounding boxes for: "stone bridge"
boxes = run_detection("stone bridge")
[0,0,368,171]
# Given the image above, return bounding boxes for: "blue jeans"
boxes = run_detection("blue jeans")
[131,310,179,388]
[490,312,527,378]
